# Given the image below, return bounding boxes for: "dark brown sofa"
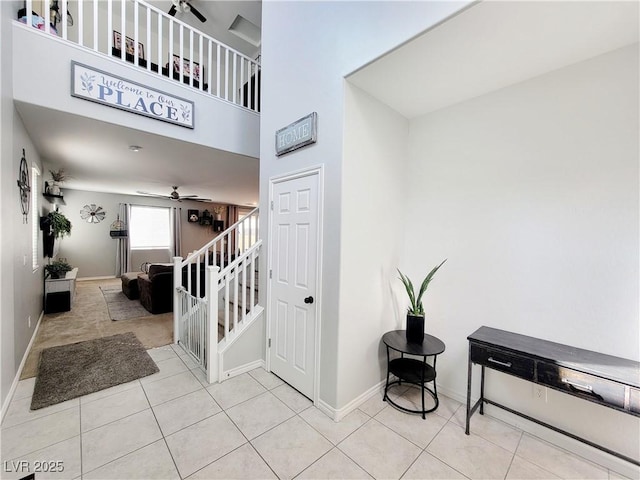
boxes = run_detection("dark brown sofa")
[138,264,174,314]
[138,263,211,314]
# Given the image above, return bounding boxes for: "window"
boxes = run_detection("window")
[31,166,40,271]
[129,205,171,249]
[237,207,258,253]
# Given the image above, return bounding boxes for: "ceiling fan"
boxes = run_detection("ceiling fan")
[136,186,211,202]
[168,0,206,23]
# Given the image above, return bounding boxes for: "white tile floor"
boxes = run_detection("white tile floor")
[0,344,633,480]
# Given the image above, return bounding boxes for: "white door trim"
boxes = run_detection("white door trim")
[266,165,324,404]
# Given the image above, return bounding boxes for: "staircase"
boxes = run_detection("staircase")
[173,208,261,383]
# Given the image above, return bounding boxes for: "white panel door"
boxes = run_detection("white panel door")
[269,172,319,399]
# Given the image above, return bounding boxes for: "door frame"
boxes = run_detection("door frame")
[265,165,324,404]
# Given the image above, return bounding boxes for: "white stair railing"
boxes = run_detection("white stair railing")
[18,0,260,112]
[173,208,260,383]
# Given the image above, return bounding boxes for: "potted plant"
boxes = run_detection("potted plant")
[44,259,73,279]
[213,205,225,221]
[41,210,72,238]
[398,259,447,343]
[48,168,68,195]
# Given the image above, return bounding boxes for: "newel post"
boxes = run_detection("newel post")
[173,256,182,344]
[206,265,220,384]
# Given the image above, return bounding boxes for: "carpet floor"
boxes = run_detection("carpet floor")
[21,278,172,380]
[31,332,159,410]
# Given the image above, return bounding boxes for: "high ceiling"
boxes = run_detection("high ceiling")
[17,0,261,206]
[145,0,262,60]
[348,1,639,119]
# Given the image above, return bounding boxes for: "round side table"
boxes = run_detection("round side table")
[382,330,446,419]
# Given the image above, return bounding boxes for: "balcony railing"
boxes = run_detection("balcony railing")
[19,0,261,112]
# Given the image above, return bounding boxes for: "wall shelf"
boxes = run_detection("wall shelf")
[43,192,66,206]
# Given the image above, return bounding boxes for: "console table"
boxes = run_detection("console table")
[465,326,640,466]
[44,267,78,313]
[382,330,445,419]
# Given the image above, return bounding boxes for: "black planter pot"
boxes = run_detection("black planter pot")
[406,314,425,344]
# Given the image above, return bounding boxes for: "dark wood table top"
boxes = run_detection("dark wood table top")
[383,330,445,356]
[468,326,640,388]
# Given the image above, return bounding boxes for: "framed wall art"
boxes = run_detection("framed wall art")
[113,30,145,60]
[172,55,201,81]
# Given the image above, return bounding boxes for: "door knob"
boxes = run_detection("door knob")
[304,296,314,304]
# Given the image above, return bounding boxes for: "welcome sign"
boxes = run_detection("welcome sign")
[71,62,194,129]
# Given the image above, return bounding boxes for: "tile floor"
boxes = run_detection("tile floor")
[1,344,633,480]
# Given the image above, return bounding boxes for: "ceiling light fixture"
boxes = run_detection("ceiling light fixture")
[129,145,143,152]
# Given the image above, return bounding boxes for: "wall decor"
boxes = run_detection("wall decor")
[71,62,195,129]
[275,112,317,156]
[17,148,31,222]
[188,209,200,223]
[172,55,201,82]
[199,209,213,226]
[113,30,145,59]
[109,214,128,238]
[80,204,106,223]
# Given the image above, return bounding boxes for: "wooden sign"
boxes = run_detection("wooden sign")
[71,62,194,129]
[275,112,317,156]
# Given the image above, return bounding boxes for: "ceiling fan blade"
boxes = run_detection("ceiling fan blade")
[191,198,213,202]
[136,190,170,199]
[179,194,200,198]
[168,5,177,16]
[190,5,207,23]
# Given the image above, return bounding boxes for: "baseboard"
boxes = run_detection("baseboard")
[317,380,386,422]
[437,383,640,479]
[221,359,264,381]
[77,276,117,282]
[0,310,44,423]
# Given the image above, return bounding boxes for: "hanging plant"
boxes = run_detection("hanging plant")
[42,211,72,238]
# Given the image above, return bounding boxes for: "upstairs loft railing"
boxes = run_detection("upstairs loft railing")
[19,0,261,112]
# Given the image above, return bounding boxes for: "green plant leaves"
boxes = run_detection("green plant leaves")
[398,259,447,315]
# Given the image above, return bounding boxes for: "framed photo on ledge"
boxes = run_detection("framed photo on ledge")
[172,55,201,82]
[113,30,145,60]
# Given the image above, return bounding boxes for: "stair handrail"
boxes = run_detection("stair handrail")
[182,207,259,267]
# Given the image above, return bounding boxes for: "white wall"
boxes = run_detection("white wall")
[260,0,471,409]
[56,188,227,278]
[403,44,639,462]
[13,24,260,159]
[1,0,46,414]
[338,83,409,407]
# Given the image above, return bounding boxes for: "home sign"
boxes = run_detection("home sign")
[71,62,194,129]
[275,112,317,156]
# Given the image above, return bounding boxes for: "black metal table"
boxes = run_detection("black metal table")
[465,326,640,466]
[382,330,445,419]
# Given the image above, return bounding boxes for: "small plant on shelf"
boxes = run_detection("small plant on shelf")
[49,169,69,183]
[44,259,73,279]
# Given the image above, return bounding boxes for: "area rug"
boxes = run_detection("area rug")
[31,332,159,410]
[100,285,150,321]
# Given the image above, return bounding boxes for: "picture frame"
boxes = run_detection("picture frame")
[187,209,200,223]
[113,30,145,60]
[172,55,201,82]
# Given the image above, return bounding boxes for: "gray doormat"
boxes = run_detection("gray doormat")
[31,332,159,410]
[100,285,150,321]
